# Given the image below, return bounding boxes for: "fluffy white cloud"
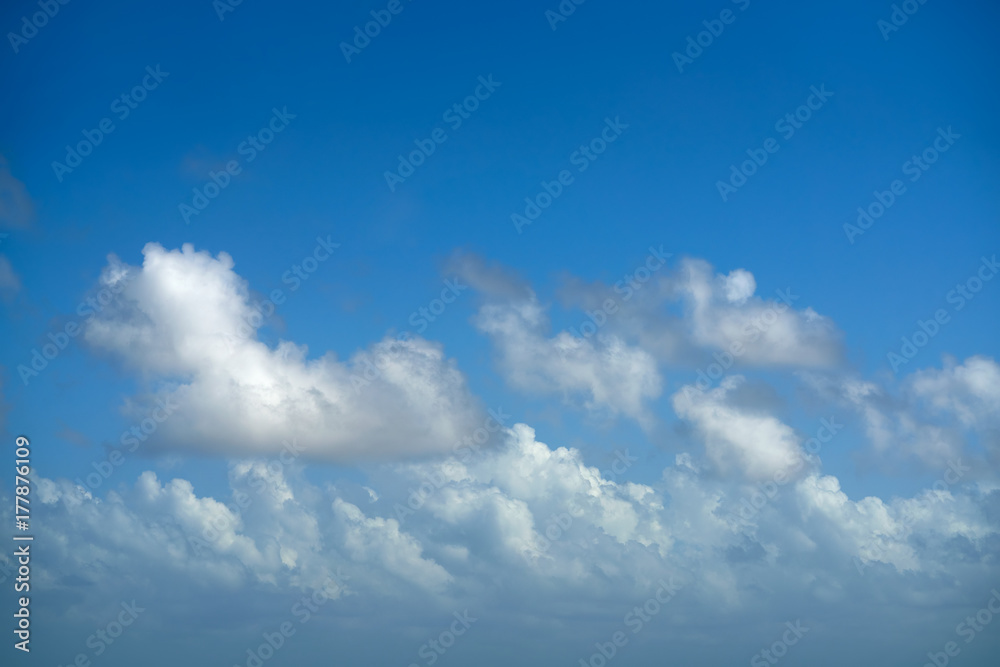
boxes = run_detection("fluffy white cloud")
[16,420,998,626]
[794,471,996,575]
[333,498,452,591]
[29,469,334,593]
[81,243,485,461]
[670,258,843,367]
[672,376,807,482]
[21,244,1000,665]
[806,356,1000,468]
[722,268,756,305]
[557,256,843,368]
[908,355,1000,430]
[453,254,843,427]
[468,286,662,424]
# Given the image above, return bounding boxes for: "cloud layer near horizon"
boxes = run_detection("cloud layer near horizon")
[16,241,997,665]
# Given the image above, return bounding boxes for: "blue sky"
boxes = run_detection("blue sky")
[1,0,999,665]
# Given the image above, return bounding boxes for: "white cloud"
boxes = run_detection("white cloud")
[672,376,807,482]
[470,292,662,424]
[907,355,1000,430]
[81,243,485,461]
[453,254,842,427]
[722,268,756,305]
[805,356,1000,468]
[6,411,998,667]
[17,421,998,621]
[677,258,843,367]
[21,244,1000,663]
[551,256,844,368]
[333,498,452,591]
[794,472,995,575]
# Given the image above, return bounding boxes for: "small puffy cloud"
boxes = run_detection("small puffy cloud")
[468,287,662,424]
[806,356,1000,468]
[82,242,485,461]
[721,268,756,305]
[450,252,663,423]
[676,259,843,367]
[458,255,843,421]
[672,376,807,482]
[907,355,1000,430]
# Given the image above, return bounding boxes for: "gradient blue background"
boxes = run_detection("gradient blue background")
[0,1,998,664]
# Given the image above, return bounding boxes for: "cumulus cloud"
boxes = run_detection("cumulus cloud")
[794,471,996,575]
[722,268,756,305]
[333,498,452,591]
[453,254,843,427]
[667,258,843,366]
[805,356,1000,468]
[907,355,1000,430]
[27,243,1000,663]
[81,243,485,461]
[441,252,661,422]
[672,376,807,482]
[14,420,999,642]
[554,256,845,368]
[469,288,662,424]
